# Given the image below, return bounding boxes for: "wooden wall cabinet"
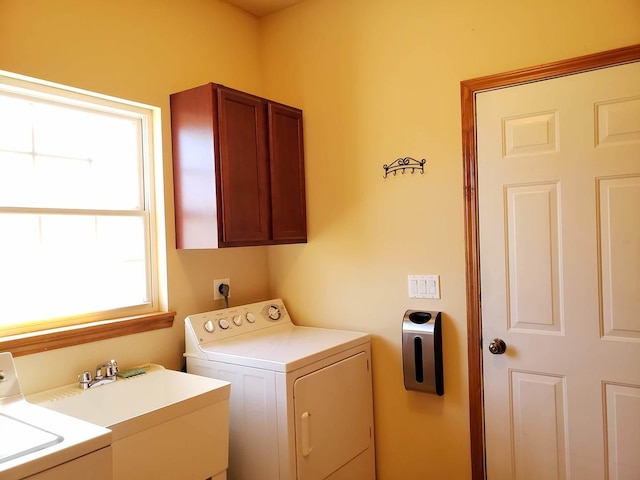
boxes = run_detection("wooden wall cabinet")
[170,83,307,249]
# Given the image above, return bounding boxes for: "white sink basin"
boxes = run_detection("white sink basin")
[0,352,111,480]
[28,364,231,480]
[0,413,62,464]
[0,401,111,480]
[28,364,229,440]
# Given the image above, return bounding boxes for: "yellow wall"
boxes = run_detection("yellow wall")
[260,0,640,478]
[1,0,639,478]
[0,0,272,393]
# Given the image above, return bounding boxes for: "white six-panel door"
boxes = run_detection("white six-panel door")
[477,61,640,480]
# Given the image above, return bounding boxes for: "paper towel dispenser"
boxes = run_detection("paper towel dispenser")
[402,310,443,395]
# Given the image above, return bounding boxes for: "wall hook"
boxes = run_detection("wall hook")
[383,157,426,178]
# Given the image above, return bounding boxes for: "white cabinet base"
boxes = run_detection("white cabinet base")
[112,401,229,480]
[24,447,111,480]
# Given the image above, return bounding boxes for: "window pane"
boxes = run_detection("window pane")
[0,96,32,152]
[33,103,92,159]
[0,213,149,326]
[0,152,34,206]
[87,115,142,210]
[0,94,143,210]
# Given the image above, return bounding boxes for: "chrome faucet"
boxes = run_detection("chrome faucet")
[78,359,119,389]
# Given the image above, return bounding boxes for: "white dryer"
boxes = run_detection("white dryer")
[184,299,376,480]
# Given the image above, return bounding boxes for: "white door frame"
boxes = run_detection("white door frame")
[460,43,640,480]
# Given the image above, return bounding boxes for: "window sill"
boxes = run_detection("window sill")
[0,311,176,357]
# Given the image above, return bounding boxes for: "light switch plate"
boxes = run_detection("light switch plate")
[408,275,440,299]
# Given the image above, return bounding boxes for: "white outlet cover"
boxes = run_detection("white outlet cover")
[408,275,440,299]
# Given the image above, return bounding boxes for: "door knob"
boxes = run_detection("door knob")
[488,338,507,355]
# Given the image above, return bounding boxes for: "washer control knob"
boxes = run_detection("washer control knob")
[233,315,243,326]
[204,320,215,333]
[246,312,256,323]
[267,305,281,321]
[218,318,230,330]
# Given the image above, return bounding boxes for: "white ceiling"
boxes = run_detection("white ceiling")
[224,0,305,17]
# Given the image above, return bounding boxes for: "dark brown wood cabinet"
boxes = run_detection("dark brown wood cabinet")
[170,83,306,248]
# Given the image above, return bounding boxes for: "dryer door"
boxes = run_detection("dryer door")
[293,352,373,480]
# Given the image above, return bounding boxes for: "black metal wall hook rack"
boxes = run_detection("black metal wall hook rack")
[383,157,426,178]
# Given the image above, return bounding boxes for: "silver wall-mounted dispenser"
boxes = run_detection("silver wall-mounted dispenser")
[402,310,444,395]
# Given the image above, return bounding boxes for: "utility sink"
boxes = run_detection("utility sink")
[0,352,111,480]
[28,364,229,439]
[0,413,62,464]
[28,364,231,480]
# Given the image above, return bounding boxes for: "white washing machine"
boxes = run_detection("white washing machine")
[184,299,376,480]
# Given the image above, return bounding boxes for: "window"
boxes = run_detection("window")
[0,71,172,350]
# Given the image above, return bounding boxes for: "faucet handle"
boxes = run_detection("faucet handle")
[104,359,118,378]
[96,359,118,378]
[78,371,92,389]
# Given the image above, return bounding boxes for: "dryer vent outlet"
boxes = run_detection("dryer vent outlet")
[213,278,230,300]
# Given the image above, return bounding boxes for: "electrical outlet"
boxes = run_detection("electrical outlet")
[213,278,231,300]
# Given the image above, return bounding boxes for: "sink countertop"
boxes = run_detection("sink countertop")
[27,365,231,441]
[0,400,111,480]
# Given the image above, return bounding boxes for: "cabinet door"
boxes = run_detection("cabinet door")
[268,103,307,243]
[24,447,112,480]
[217,88,271,245]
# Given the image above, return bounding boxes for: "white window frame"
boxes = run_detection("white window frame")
[0,70,171,352]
